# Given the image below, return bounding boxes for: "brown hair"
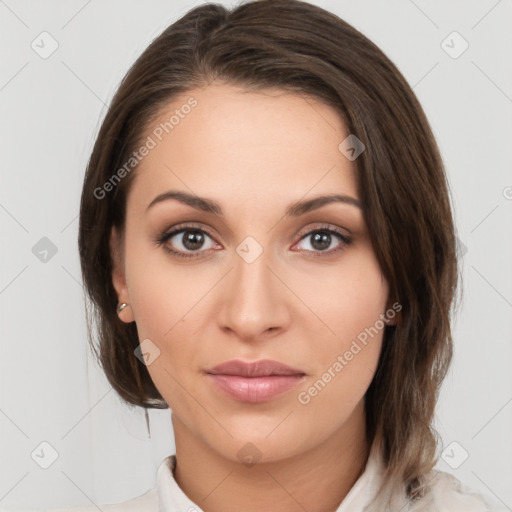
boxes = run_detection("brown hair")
[78,1,460,509]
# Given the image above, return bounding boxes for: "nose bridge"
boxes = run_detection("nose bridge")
[218,237,288,339]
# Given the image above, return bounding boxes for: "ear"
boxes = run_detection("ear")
[110,226,134,323]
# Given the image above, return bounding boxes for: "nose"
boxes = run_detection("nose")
[216,246,291,343]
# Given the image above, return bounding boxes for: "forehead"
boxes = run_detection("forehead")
[127,82,359,214]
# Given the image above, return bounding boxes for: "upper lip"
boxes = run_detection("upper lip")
[206,359,306,377]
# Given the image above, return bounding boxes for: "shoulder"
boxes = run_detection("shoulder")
[36,486,159,512]
[423,469,508,512]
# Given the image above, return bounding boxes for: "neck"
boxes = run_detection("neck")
[172,401,370,512]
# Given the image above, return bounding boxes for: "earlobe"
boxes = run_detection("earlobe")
[110,227,135,323]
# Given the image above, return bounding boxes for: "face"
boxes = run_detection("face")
[110,82,395,464]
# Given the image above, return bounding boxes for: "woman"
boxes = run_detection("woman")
[63,0,504,510]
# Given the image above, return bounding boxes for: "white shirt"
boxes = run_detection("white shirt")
[16,445,508,512]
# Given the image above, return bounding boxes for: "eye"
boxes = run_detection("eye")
[155,223,352,260]
[155,224,219,259]
[293,225,352,257]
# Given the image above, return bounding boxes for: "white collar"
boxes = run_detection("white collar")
[156,442,384,512]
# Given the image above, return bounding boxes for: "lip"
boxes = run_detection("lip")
[205,359,306,403]
[206,359,305,377]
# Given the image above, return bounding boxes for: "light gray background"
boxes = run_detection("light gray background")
[1,0,511,510]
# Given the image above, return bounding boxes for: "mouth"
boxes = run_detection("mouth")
[205,359,306,403]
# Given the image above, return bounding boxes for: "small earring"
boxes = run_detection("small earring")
[117,302,129,313]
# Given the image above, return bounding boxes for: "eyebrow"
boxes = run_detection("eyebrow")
[145,190,362,217]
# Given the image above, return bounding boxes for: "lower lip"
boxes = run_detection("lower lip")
[206,374,306,403]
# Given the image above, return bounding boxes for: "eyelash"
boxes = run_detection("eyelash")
[155,223,352,259]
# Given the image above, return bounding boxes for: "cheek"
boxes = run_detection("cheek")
[296,336,381,439]
[297,294,386,422]
[293,251,387,403]
[124,231,207,337]
[297,248,389,348]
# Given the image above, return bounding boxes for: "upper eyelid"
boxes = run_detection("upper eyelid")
[163,222,217,240]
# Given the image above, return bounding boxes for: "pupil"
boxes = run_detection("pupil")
[312,231,331,251]
[183,230,204,250]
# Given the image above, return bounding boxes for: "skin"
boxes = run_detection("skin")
[110,81,396,512]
